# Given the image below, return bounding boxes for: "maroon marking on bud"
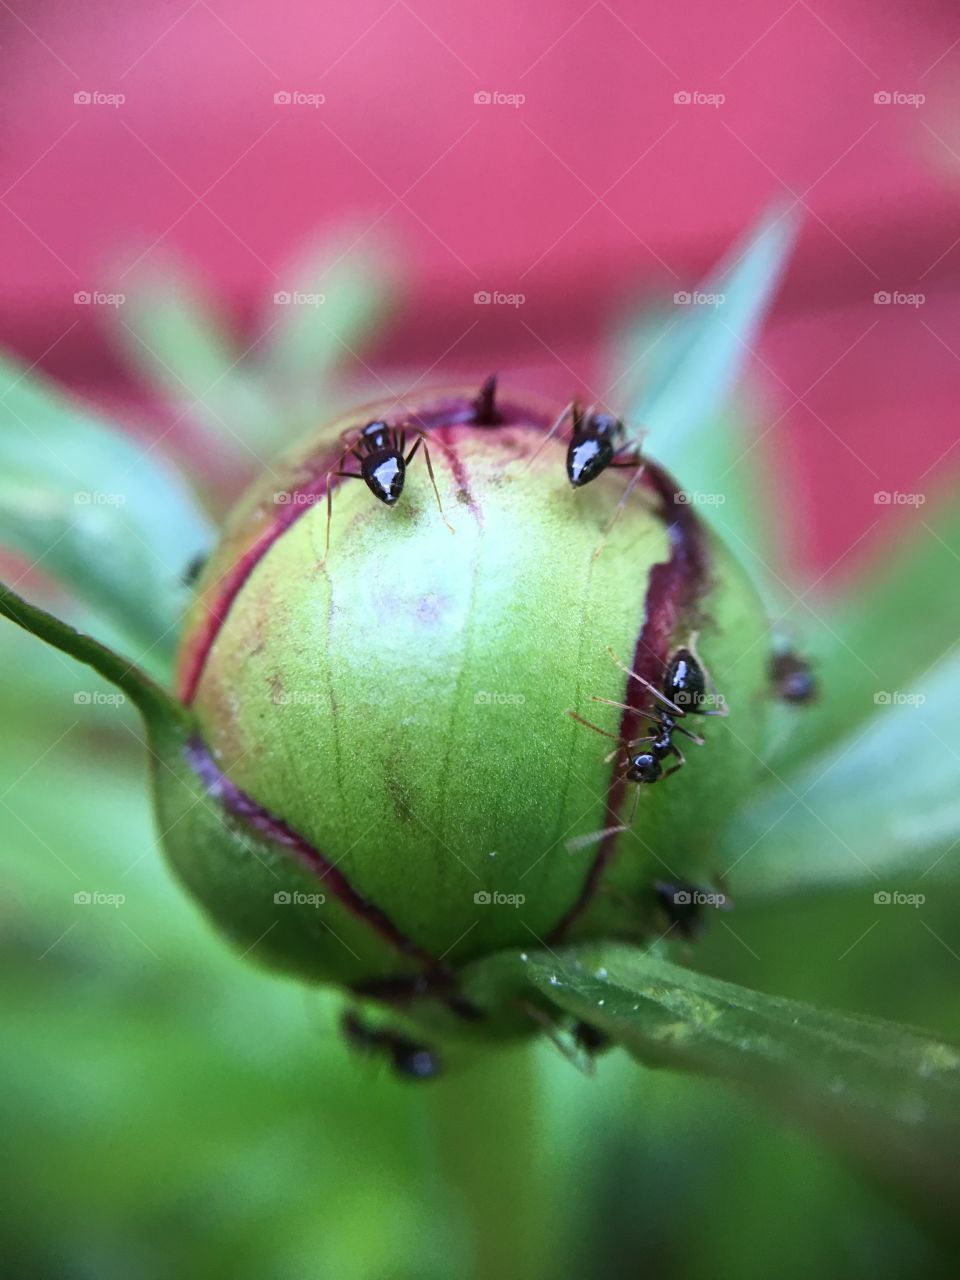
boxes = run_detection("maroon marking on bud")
[549,459,712,940]
[178,458,343,705]
[185,735,442,968]
[472,373,503,425]
[179,394,553,704]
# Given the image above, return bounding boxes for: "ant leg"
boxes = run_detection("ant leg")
[589,694,638,715]
[407,435,455,534]
[589,695,668,732]
[522,400,575,471]
[593,459,646,559]
[518,1001,599,1076]
[566,709,622,742]
[570,706,657,743]
[606,646,684,716]
[604,734,654,764]
[565,783,641,854]
[662,744,686,778]
[323,443,363,558]
[673,722,706,747]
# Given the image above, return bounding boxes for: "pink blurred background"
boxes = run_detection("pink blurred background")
[2,0,958,575]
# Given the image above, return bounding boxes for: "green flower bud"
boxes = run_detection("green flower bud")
[156,383,770,1052]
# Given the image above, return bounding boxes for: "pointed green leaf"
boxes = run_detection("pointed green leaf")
[109,260,278,462]
[526,944,960,1219]
[0,351,214,677]
[259,233,395,415]
[726,647,960,897]
[607,204,797,601]
[112,235,394,468]
[770,498,960,773]
[620,203,798,447]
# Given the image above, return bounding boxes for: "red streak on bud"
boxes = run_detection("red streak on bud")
[550,461,712,940]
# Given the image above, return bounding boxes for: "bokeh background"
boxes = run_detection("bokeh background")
[2,2,960,1277]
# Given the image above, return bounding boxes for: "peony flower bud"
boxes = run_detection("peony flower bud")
[154,381,771,1061]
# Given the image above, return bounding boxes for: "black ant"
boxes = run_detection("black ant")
[770,649,817,704]
[562,402,648,556]
[324,419,453,556]
[341,1010,441,1081]
[566,641,727,850]
[565,403,638,488]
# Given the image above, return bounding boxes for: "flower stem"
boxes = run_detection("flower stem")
[426,1043,553,1280]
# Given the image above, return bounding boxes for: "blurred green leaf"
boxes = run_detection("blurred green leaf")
[609,204,797,575]
[726,647,960,898]
[111,260,279,461]
[528,944,960,1229]
[0,352,214,679]
[257,233,395,430]
[771,499,960,773]
[113,234,394,472]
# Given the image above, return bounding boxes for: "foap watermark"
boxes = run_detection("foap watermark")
[675,490,726,507]
[274,491,322,506]
[874,890,925,907]
[874,490,925,506]
[274,890,326,907]
[474,691,526,707]
[74,490,126,505]
[474,90,525,108]
[74,290,125,308]
[874,690,926,707]
[674,290,725,308]
[74,890,126,907]
[673,690,726,712]
[272,690,326,708]
[74,90,125,108]
[873,90,925,108]
[474,890,525,907]
[874,290,925,307]
[74,691,126,707]
[671,888,726,907]
[274,90,325,107]
[474,289,525,307]
[274,290,325,307]
[674,90,725,108]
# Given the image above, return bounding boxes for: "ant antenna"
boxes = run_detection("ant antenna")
[592,454,646,559]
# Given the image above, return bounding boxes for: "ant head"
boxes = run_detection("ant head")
[627,751,662,784]
[665,647,707,712]
[565,411,625,487]
[566,436,614,487]
[359,420,392,451]
[362,452,405,505]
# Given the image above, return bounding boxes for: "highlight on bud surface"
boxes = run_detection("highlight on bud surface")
[156,382,773,1035]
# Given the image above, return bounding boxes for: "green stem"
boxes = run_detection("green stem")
[427,1044,552,1280]
[0,580,185,730]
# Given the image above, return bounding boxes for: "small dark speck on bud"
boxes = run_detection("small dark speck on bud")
[182,551,208,587]
[770,650,817,704]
